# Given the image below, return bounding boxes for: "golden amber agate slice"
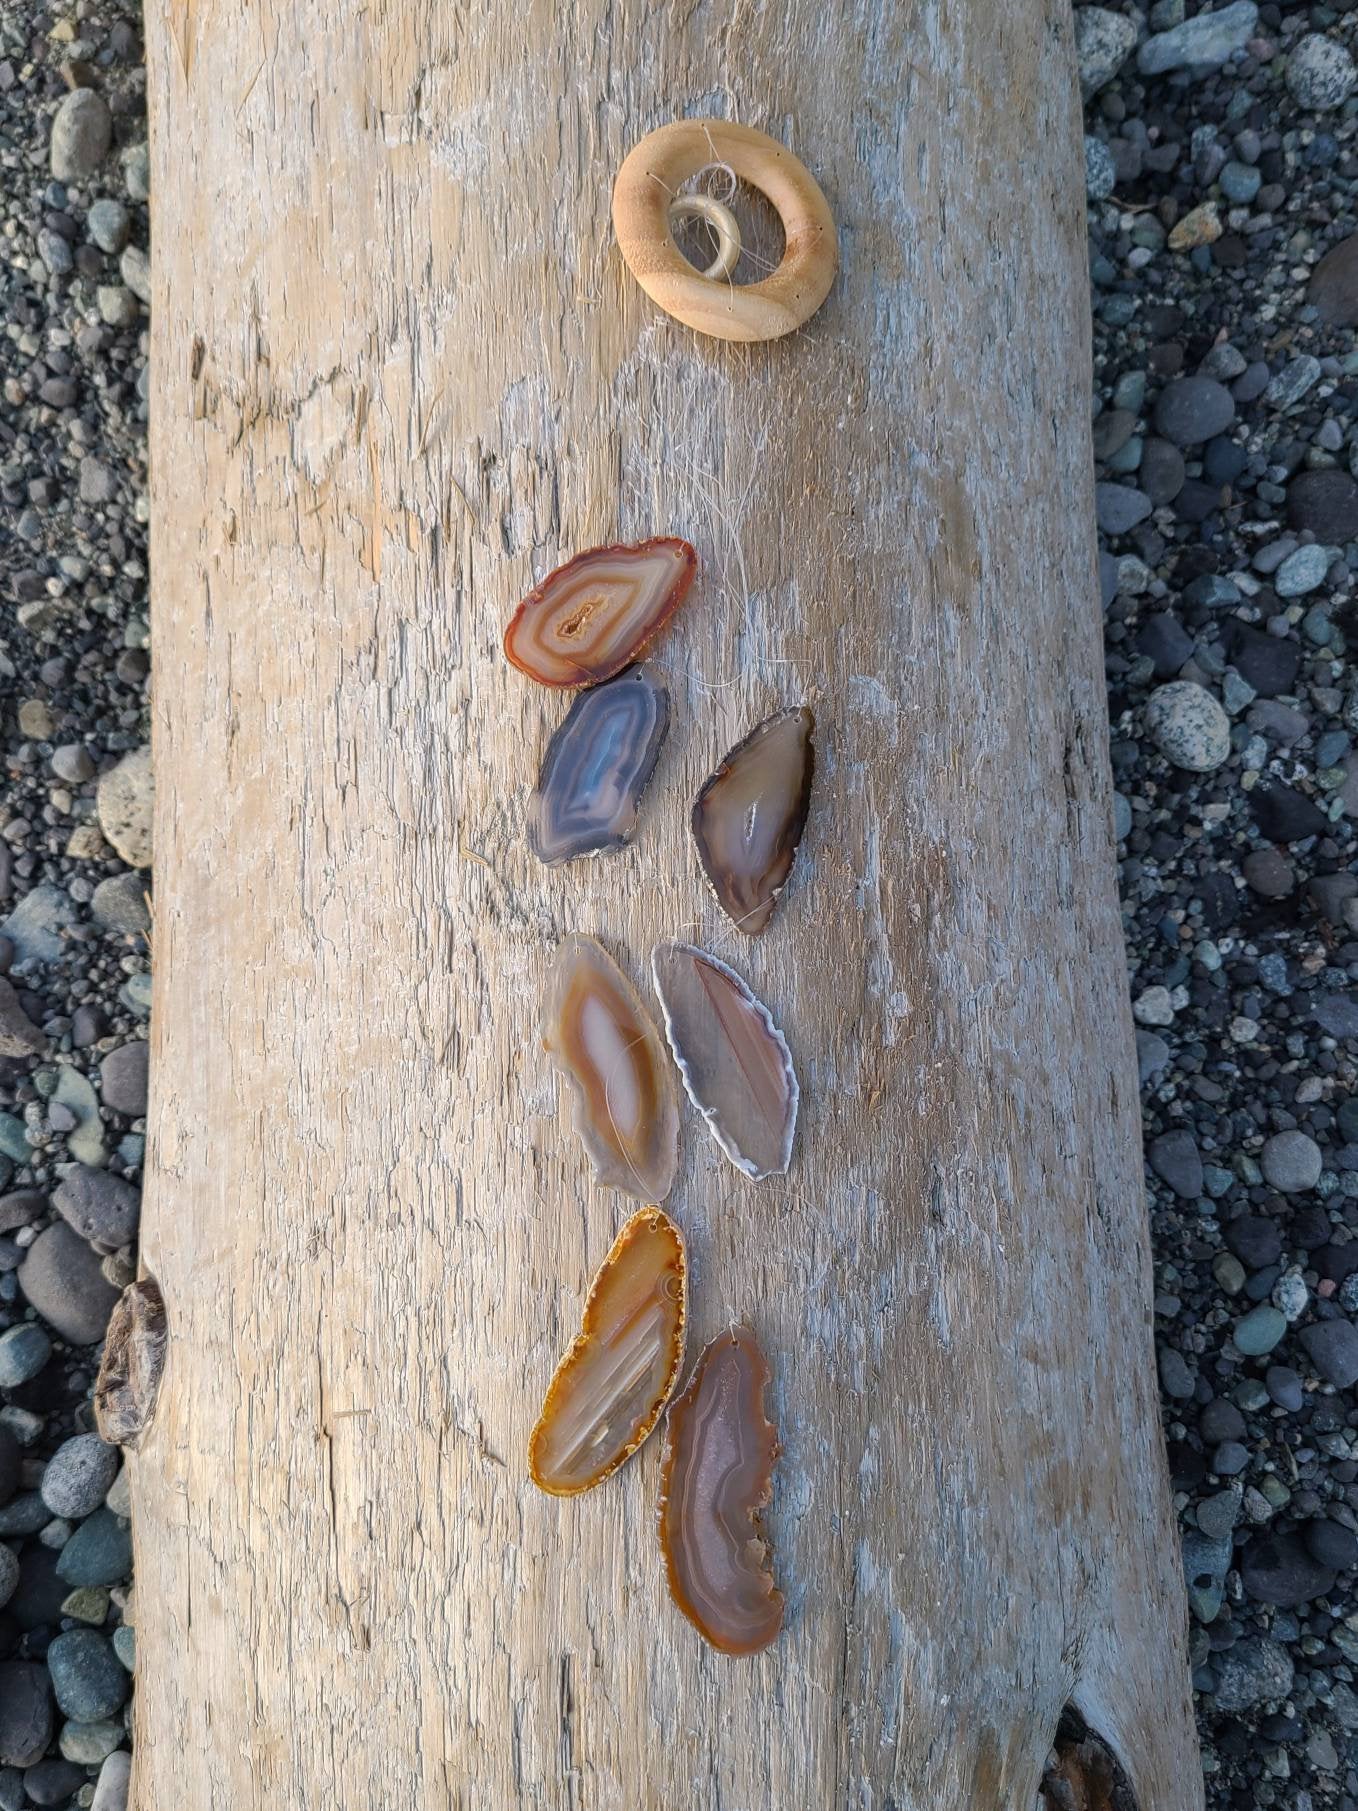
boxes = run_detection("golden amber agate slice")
[504,538,697,687]
[529,1208,687,1495]
[543,935,679,1202]
[691,706,815,935]
[658,1325,784,1655]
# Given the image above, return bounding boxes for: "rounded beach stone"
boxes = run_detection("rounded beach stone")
[49,90,111,184]
[18,1224,121,1346]
[95,749,153,870]
[40,1435,119,1520]
[1260,1130,1323,1193]
[1145,681,1231,771]
[1154,376,1235,447]
[1286,33,1357,111]
[45,1631,129,1724]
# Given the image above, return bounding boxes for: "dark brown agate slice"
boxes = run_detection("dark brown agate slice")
[528,665,670,865]
[529,1208,686,1496]
[543,935,679,1202]
[650,942,797,1181]
[691,706,814,935]
[504,538,697,687]
[658,1325,783,1656]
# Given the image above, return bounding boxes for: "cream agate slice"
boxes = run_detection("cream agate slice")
[691,706,815,935]
[543,935,679,1202]
[504,538,697,687]
[658,1325,784,1656]
[650,942,798,1181]
[529,1208,686,1495]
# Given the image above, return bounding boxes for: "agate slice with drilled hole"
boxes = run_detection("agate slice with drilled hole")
[544,935,680,1202]
[691,706,815,935]
[651,942,797,1181]
[528,665,670,866]
[529,1208,686,1495]
[659,1324,784,1656]
[504,538,697,687]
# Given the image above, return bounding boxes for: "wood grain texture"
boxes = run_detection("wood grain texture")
[135,1,1204,1805]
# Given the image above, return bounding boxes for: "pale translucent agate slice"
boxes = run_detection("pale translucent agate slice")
[658,1325,783,1655]
[543,935,679,1202]
[650,941,797,1181]
[691,706,814,935]
[529,1208,686,1495]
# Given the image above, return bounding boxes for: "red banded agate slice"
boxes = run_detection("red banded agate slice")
[529,1208,686,1496]
[658,1325,784,1656]
[543,935,679,1202]
[504,538,697,686]
[651,942,798,1181]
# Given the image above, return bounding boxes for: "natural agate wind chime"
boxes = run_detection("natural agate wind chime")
[507,118,837,1658]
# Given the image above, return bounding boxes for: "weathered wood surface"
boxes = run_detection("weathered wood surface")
[136,0,1203,1805]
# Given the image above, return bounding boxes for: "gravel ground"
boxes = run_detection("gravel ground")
[2,1,1358,1806]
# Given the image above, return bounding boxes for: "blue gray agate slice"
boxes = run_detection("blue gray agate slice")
[527,665,671,865]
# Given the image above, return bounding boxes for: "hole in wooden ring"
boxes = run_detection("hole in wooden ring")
[668,194,742,283]
[613,118,838,345]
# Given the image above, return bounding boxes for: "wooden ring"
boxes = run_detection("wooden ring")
[667,194,742,283]
[613,119,838,344]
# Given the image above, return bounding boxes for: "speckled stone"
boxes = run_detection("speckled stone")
[1144,682,1231,771]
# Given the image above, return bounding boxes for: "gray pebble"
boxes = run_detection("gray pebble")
[1085,135,1116,202]
[1233,1304,1287,1356]
[91,873,150,935]
[1148,1128,1203,1199]
[1212,1637,1295,1712]
[50,744,94,784]
[49,90,111,184]
[99,1042,148,1118]
[1298,1319,1358,1390]
[119,245,150,304]
[121,142,149,202]
[1154,376,1236,447]
[1144,681,1231,771]
[40,1435,119,1520]
[1286,33,1357,111]
[45,1630,128,1723]
[90,1751,130,1811]
[53,1509,132,1589]
[1274,543,1329,598]
[1198,1486,1242,1538]
[1075,6,1137,96]
[1138,2,1258,75]
[1260,1129,1323,1193]
[51,1165,139,1249]
[86,199,130,255]
[0,1324,51,1388]
[95,286,138,330]
[0,1663,52,1768]
[1095,480,1151,533]
[1264,355,1322,410]
[59,1720,124,1767]
[1160,1345,1195,1397]
[17,1224,120,1347]
[0,1544,16,1610]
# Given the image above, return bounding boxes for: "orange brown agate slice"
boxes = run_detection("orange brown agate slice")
[658,1325,783,1655]
[543,935,680,1202]
[692,706,815,935]
[529,1208,686,1495]
[504,538,697,686]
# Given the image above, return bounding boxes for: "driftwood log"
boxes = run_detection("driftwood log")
[135,0,1203,1804]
